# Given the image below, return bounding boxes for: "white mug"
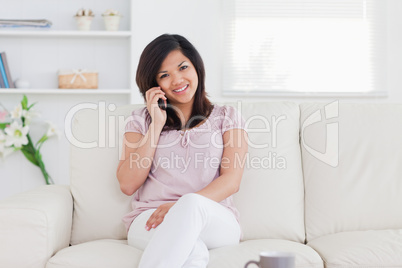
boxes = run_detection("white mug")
[244,251,295,268]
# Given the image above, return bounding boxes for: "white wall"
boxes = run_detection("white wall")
[384,0,402,103]
[1,0,402,200]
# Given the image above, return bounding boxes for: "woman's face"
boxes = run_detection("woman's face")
[155,50,199,107]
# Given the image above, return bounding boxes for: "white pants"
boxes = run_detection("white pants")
[127,193,241,268]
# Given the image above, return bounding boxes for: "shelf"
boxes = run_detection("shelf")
[0,89,131,94]
[0,30,131,38]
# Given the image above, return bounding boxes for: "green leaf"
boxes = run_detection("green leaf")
[21,149,39,166]
[35,151,52,185]
[0,122,9,130]
[22,143,34,153]
[23,136,36,154]
[36,134,48,147]
[28,102,37,110]
[35,148,42,159]
[21,95,28,110]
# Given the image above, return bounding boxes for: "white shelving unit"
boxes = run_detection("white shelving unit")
[0,0,135,102]
[0,30,133,97]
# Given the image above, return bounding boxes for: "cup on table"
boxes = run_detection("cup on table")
[244,251,295,268]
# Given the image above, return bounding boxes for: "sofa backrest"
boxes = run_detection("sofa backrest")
[70,102,305,245]
[300,102,402,242]
[70,104,141,245]
[227,102,305,243]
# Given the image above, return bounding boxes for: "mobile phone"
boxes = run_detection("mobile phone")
[158,98,167,110]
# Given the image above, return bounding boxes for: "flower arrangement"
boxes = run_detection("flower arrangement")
[0,95,57,185]
[101,9,122,31]
[75,8,95,17]
[102,9,122,17]
[74,8,95,31]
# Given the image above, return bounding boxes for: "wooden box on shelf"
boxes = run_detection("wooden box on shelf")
[58,69,98,89]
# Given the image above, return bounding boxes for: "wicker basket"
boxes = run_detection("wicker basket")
[58,69,98,89]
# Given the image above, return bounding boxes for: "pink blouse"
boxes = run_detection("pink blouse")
[122,104,246,231]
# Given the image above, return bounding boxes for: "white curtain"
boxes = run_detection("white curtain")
[222,0,386,95]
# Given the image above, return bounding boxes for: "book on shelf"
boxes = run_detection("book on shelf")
[0,52,15,88]
[0,67,4,88]
[0,19,52,28]
[0,55,8,88]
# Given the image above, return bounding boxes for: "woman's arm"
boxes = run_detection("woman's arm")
[196,128,248,202]
[116,87,167,196]
[116,122,164,196]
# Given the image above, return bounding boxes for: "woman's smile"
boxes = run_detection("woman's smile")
[172,84,189,94]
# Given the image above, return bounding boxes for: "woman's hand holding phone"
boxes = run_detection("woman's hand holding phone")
[158,98,167,110]
[145,87,167,129]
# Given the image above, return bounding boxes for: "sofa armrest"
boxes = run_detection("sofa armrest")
[0,185,73,268]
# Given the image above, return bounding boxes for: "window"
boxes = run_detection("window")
[222,0,386,96]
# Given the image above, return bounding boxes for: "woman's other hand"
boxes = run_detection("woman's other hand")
[145,202,176,231]
[145,87,167,129]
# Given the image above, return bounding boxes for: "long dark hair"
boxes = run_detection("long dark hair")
[136,34,213,131]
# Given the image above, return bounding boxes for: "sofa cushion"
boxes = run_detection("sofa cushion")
[209,239,323,268]
[46,239,323,268]
[70,104,143,245]
[46,239,142,268]
[227,102,305,242]
[300,103,402,241]
[307,229,402,268]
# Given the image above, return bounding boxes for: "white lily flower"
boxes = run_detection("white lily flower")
[4,121,29,148]
[46,121,59,138]
[22,109,40,125]
[11,104,23,119]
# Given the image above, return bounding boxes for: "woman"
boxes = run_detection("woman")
[116,34,248,268]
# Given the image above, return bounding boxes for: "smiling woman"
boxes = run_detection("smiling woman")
[135,34,212,131]
[116,34,248,268]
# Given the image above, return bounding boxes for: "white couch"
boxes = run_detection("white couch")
[1,102,402,268]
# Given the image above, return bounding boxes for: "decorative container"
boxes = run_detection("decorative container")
[74,8,95,31]
[58,69,98,89]
[102,9,122,31]
[75,16,93,31]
